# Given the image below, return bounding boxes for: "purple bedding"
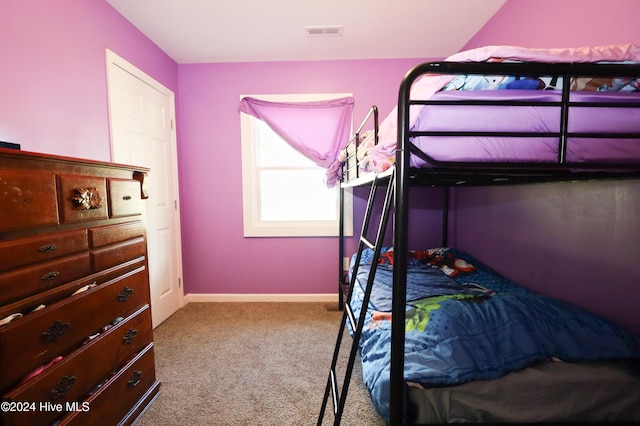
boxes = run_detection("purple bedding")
[408,90,640,168]
[326,45,640,185]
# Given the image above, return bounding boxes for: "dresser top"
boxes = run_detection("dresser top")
[0,148,150,174]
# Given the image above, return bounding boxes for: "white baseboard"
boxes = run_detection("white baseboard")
[183,293,338,304]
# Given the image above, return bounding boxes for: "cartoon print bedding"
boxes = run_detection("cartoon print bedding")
[441,71,640,92]
[348,247,640,422]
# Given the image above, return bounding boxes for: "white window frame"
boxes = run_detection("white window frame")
[240,93,353,237]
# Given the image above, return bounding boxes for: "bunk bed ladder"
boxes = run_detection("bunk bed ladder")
[318,170,396,426]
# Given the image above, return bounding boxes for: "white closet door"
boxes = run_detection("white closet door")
[106,50,183,328]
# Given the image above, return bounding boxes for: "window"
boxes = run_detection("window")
[240,93,353,237]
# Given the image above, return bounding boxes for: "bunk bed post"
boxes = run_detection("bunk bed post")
[442,187,450,247]
[338,184,345,310]
[388,68,415,426]
[558,72,571,164]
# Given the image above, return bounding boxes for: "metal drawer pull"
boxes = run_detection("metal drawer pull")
[72,187,102,210]
[41,271,60,281]
[128,370,142,388]
[42,320,69,343]
[117,286,134,302]
[50,375,76,400]
[38,244,57,253]
[122,328,138,345]
[122,195,132,200]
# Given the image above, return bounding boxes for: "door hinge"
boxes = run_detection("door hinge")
[178,277,182,288]
[174,200,178,210]
[170,119,174,130]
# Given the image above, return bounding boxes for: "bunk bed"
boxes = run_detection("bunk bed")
[318,44,640,425]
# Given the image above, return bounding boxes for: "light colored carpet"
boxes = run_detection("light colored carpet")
[137,302,386,426]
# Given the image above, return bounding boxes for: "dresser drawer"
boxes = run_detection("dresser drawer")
[89,221,144,248]
[59,343,157,426]
[57,175,108,223]
[0,229,88,272]
[0,258,146,322]
[90,237,147,272]
[0,266,150,391]
[1,306,153,426]
[0,253,91,305]
[108,179,143,218]
[0,171,59,231]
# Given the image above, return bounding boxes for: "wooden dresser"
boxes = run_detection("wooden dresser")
[0,149,159,426]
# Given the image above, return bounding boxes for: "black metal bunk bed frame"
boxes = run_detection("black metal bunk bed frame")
[319,61,640,425]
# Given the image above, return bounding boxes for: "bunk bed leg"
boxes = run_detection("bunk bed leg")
[389,160,408,426]
[388,77,412,426]
[338,185,345,311]
[442,187,449,247]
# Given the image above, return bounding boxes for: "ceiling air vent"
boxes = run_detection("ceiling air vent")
[305,26,343,37]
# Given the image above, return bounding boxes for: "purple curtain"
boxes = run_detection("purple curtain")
[238,96,354,169]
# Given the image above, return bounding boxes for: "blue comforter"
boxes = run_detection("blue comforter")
[349,247,640,422]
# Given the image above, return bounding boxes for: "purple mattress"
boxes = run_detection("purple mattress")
[408,90,640,168]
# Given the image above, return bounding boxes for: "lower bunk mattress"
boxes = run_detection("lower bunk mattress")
[348,247,640,423]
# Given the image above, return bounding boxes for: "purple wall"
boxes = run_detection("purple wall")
[464,0,639,49]
[450,0,640,335]
[0,0,178,161]
[177,60,446,295]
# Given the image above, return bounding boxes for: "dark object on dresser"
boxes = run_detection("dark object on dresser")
[0,141,20,150]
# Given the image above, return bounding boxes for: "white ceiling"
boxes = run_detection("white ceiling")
[106,0,507,64]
